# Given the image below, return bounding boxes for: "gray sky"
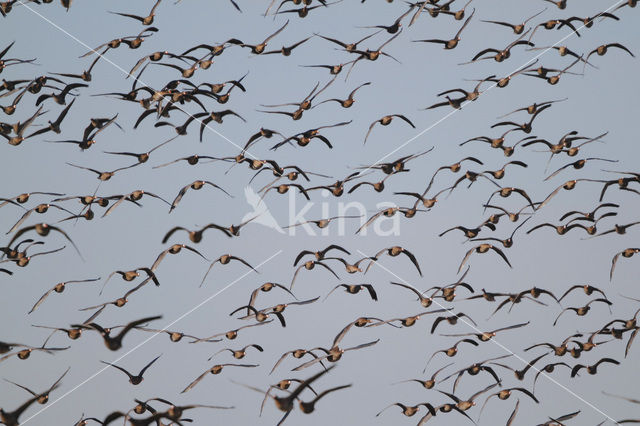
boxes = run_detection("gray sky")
[1,0,640,425]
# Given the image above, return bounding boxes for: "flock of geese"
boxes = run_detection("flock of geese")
[1,0,639,425]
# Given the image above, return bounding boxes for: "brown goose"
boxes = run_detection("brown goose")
[360,6,414,34]
[242,128,286,153]
[270,348,325,375]
[439,222,496,239]
[135,327,206,343]
[553,299,613,325]
[471,217,531,248]
[483,203,534,223]
[240,20,289,54]
[290,260,339,289]
[439,0,473,20]
[480,8,545,34]
[229,305,286,328]
[489,59,539,88]
[413,8,474,50]
[347,172,402,194]
[365,246,423,276]
[480,387,538,419]
[376,402,436,418]
[485,186,536,211]
[545,158,618,181]
[181,363,259,393]
[458,244,512,273]
[100,355,161,385]
[190,321,273,343]
[262,36,313,56]
[586,43,634,62]
[466,30,533,64]
[313,81,370,108]
[537,178,606,209]
[559,284,608,302]
[162,218,259,243]
[271,120,350,150]
[396,362,454,391]
[611,248,640,280]
[31,325,84,341]
[490,353,548,381]
[127,50,186,78]
[439,383,498,412]
[201,254,258,287]
[463,288,508,303]
[275,1,338,18]
[100,268,159,296]
[293,245,350,266]
[442,322,530,343]
[616,0,639,9]
[498,98,567,119]
[4,367,68,404]
[431,312,477,334]
[66,162,140,182]
[558,12,619,31]
[169,180,231,213]
[261,77,335,114]
[301,60,357,76]
[150,244,209,272]
[600,173,640,201]
[560,202,619,223]
[0,85,29,116]
[7,203,75,234]
[209,344,264,361]
[315,30,382,53]
[101,190,171,218]
[363,113,415,144]
[390,281,439,307]
[532,362,572,392]
[426,338,480,366]
[262,183,311,201]
[571,358,620,377]
[441,355,510,393]
[28,277,100,314]
[306,171,361,197]
[324,283,377,301]
[460,129,515,150]
[292,339,379,370]
[357,148,433,175]
[109,0,162,25]
[0,344,69,363]
[7,223,82,260]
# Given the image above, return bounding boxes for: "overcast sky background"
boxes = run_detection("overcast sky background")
[1,0,640,425]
